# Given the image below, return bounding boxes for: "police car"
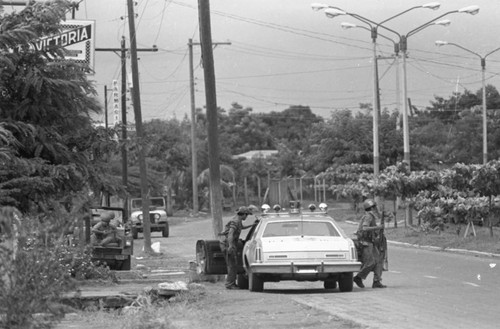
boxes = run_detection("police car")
[196,202,361,292]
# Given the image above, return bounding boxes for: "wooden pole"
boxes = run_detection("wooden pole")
[188,39,199,214]
[127,0,153,253]
[198,0,223,237]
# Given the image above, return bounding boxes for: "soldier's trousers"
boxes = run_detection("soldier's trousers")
[357,242,383,282]
[223,248,237,287]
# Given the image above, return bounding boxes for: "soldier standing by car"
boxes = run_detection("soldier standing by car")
[353,199,387,289]
[219,206,253,290]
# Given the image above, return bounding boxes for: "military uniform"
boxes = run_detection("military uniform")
[219,206,251,289]
[91,212,120,247]
[354,200,387,288]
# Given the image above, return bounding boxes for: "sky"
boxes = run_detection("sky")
[6,0,500,123]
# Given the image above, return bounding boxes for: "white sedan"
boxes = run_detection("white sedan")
[196,205,361,292]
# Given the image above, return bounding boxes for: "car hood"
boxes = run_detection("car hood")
[260,236,351,252]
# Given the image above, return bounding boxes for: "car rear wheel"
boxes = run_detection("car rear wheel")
[162,223,170,238]
[249,270,263,292]
[237,273,249,289]
[338,272,354,292]
[324,279,337,290]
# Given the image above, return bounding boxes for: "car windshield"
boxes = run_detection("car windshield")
[262,220,340,237]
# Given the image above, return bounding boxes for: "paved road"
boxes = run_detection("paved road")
[164,215,500,329]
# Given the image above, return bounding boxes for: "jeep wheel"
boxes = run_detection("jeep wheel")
[162,223,170,238]
[120,256,131,271]
[338,272,353,292]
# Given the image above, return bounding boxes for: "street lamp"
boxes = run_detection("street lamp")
[313,3,442,179]
[396,6,479,170]
[435,40,500,164]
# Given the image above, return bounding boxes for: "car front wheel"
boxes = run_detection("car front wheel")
[324,279,337,290]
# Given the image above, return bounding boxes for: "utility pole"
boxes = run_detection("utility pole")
[198,0,224,237]
[188,39,198,215]
[188,39,230,215]
[96,39,157,220]
[104,85,109,129]
[127,0,154,253]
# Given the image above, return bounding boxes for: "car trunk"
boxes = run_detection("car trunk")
[261,236,351,262]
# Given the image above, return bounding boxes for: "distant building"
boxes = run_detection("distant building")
[232,150,278,160]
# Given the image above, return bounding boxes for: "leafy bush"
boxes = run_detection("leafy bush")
[0,208,115,329]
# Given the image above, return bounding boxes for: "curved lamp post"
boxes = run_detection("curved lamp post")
[398,6,478,169]
[313,3,441,179]
[435,40,500,165]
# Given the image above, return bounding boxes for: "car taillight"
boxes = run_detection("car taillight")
[125,240,132,247]
[348,239,357,260]
[154,214,160,220]
[255,240,263,263]
[255,247,262,263]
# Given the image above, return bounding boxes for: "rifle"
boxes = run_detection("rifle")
[380,209,389,271]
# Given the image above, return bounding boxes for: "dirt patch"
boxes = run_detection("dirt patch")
[183,282,363,329]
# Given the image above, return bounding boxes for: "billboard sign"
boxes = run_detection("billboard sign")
[33,20,96,72]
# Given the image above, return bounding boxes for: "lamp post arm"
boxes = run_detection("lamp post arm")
[376,32,398,48]
[347,13,402,41]
[379,6,421,25]
[407,10,457,37]
[484,47,500,60]
[447,42,481,59]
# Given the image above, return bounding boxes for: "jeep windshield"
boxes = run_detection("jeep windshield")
[131,198,165,209]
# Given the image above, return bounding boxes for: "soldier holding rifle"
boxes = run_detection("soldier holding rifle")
[353,199,388,289]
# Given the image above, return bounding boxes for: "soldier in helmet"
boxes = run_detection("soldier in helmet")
[219,206,255,289]
[91,212,121,247]
[353,199,387,289]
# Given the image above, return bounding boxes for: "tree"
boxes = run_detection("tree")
[0,1,119,212]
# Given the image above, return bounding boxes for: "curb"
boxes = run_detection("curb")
[387,240,500,258]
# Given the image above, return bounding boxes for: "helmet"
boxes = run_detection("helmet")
[273,204,281,212]
[248,204,259,214]
[319,203,328,211]
[236,206,251,215]
[363,199,376,210]
[308,204,316,212]
[101,211,115,222]
[261,204,271,213]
